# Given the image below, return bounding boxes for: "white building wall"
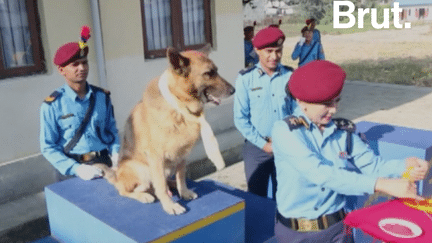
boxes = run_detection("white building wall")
[0,0,244,166]
[402,5,432,21]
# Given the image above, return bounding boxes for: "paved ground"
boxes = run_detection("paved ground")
[200,81,432,191]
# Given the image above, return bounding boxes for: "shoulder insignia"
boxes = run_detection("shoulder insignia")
[333,118,356,133]
[90,84,111,95]
[44,91,61,104]
[284,115,309,131]
[239,65,256,75]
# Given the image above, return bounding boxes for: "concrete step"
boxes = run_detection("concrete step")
[0,192,50,242]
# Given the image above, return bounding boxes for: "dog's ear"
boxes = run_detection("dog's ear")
[167,47,190,77]
[198,43,212,56]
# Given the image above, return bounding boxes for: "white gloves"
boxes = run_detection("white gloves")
[75,164,103,180]
[111,153,119,168]
[298,37,306,46]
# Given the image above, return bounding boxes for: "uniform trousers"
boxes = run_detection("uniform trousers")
[274,220,353,243]
[243,140,277,198]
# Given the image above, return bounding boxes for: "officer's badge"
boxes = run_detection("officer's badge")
[277,38,283,46]
[257,68,264,76]
[333,118,356,133]
[339,151,352,160]
[44,90,61,104]
[285,116,309,131]
[45,96,55,102]
[251,87,263,91]
[60,113,75,120]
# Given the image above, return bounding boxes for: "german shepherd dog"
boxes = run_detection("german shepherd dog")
[99,45,235,215]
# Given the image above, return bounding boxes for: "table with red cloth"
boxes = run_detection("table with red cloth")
[344,199,432,242]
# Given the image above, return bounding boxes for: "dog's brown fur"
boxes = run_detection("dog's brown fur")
[101,45,234,215]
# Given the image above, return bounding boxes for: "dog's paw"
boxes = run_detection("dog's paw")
[180,189,198,201]
[137,193,156,203]
[162,202,187,215]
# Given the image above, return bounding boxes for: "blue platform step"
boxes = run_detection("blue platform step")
[44,178,276,243]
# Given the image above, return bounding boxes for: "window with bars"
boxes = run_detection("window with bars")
[140,0,212,59]
[0,0,45,79]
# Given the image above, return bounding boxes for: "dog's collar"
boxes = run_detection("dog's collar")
[158,70,183,115]
[158,70,225,171]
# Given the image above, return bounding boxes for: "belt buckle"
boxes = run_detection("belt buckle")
[298,218,320,232]
[82,151,96,162]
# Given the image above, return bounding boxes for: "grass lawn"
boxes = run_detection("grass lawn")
[341,57,432,87]
[278,21,432,87]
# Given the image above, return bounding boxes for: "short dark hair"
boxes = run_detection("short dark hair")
[244,26,254,33]
[301,26,310,34]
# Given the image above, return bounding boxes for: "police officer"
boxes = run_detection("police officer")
[244,26,259,68]
[234,26,295,198]
[40,26,120,181]
[292,26,325,67]
[271,60,428,242]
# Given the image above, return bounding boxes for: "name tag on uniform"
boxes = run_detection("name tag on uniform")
[251,87,262,91]
[60,113,75,119]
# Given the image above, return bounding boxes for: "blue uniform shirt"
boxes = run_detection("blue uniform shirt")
[244,39,259,67]
[292,40,325,67]
[40,83,120,175]
[234,63,296,149]
[272,109,405,219]
[312,29,321,43]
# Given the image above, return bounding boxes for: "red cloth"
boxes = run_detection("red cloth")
[344,199,432,242]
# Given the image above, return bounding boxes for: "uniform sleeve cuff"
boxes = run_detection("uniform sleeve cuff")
[364,177,378,195]
[69,163,81,176]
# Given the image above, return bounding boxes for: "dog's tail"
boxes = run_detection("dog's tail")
[93,164,117,185]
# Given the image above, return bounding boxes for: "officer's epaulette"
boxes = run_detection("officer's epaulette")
[43,91,61,104]
[283,115,310,131]
[333,118,356,133]
[90,84,111,95]
[239,65,256,75]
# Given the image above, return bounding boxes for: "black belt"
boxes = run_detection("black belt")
[67,149,109,164]
[276,209,346,232]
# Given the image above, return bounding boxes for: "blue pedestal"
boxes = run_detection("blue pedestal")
[45,178,246,243]
[349,121,432,242]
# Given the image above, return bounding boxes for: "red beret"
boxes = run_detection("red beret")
[288,60,346,103]
[53,42,89,66]
[252,26,285,50]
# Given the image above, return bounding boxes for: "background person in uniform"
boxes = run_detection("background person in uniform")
[244,25,259,68]
[306,18,321,44]
[40,26,120,181]
[234,26,295,198]
[271,60,429,243]
[292,26,325,67]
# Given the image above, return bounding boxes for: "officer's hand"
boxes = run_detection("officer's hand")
[404,157,430,181]
[298,37,306,46]
[263,142,273,155]
[75,164,103,180]
[110,153,119,169]
[375,178,424,201]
